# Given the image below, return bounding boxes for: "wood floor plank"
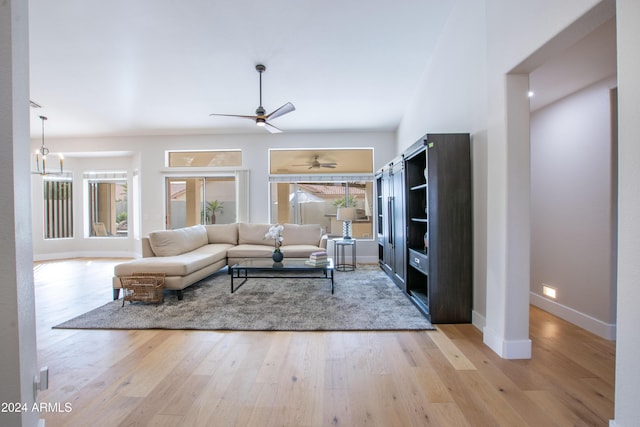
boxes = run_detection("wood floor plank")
[423,343,505,426]
[323,386,352,426]
[524,389,587,426]
[34,259,616,427]
[429,402,473,427]
[427,328,477,370]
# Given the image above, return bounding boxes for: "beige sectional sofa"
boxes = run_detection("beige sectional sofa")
[113,222,327,300]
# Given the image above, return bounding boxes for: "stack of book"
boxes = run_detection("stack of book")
[305,251,328,266]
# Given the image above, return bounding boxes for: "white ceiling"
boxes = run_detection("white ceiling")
[28,1,454,138]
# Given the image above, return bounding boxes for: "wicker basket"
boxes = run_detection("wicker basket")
[121,273,166,306]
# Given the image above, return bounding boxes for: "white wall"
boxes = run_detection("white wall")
[614,0,640,424]
[398,0,613,359]
[397,0,489,327]
[0,1,40,426]
[31,131,395,261]
[530,77,617,338]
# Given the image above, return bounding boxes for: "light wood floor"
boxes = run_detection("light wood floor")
[35,259,615,426]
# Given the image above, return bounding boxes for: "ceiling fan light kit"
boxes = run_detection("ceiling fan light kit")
[209,64,295,133]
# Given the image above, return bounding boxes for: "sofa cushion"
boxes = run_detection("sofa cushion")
[281,244,324,258]
[238,223,272,245]
[205,223,238,245]
[115,243,230,276]
[148,225,208,257]
[226,244,275,259]
[282,223,322,246]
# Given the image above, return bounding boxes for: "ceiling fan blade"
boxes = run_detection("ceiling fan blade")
[209,113,258,120]
[266,102,295,121]
[264,122,283,134]
[321,164,337,168]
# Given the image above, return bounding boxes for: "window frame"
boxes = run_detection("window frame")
[83,171,129,238]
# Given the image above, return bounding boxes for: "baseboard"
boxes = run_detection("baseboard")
[356,255,380,264]
[483,325,532,359]
[33,251,137,261]
[530,292,616,340]
[472,310,485,332]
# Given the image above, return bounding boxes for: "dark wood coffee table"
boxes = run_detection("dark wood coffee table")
[230,258,335,294]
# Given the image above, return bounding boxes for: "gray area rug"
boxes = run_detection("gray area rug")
[54,265,434,331]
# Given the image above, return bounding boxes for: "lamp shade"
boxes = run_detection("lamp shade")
[336,207,356,221]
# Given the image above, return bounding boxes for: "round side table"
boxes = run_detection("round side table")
[333,238,356,271]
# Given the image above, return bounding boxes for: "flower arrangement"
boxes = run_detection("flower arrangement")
[264,224,284,253]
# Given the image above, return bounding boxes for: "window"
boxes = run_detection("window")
[84,171,128,237]
[269,181,374,238]
[43,174,73,239]
[167,150,242,167]
[166,176,236,229]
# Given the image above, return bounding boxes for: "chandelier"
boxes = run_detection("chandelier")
[33,115,64,175]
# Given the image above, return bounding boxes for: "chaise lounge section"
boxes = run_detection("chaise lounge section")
[113,222,327,300]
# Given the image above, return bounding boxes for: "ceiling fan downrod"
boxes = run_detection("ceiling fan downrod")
[256,64,266,117]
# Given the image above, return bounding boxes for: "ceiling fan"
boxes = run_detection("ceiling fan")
[209,64,295,133]
[293,155,338,169]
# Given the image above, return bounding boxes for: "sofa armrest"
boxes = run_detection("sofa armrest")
[142,237,155,257]
[319,234,328,249]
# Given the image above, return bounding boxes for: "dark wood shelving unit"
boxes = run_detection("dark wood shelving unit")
[376,159,406,291]
[378,133,472,324]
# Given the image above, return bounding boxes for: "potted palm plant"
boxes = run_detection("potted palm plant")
[205,200,224,224]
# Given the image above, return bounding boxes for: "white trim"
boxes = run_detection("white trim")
[235,170,250,223]
[268,173,374,182]
[472,310,486,332]
[33,251,137,262]
[160,168,241,176]
[483,325,532,359]
[83,170,127,180]
[530,292,616,340]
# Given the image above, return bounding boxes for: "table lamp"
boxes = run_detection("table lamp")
[336,207,356,239]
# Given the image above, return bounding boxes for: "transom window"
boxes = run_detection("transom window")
[167,150,242,168]
[269,148,373,175]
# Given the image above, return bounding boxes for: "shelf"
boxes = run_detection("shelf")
[410,183,427,191]
[410,217,428,223]
[409,247,428,254]
[409,291,430,320]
